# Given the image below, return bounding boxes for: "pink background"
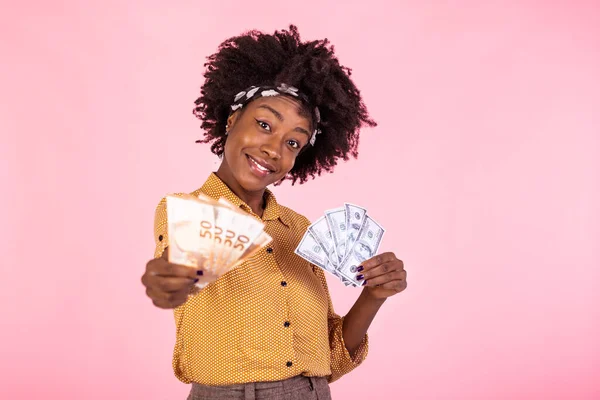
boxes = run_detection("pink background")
[1,1,599,399]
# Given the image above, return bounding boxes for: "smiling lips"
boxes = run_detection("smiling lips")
[246,154,276,177]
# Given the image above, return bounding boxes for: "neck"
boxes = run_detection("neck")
[215,164,266,217]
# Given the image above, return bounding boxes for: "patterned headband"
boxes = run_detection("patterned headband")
[230,83,322,146]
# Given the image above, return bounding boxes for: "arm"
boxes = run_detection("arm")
[153,196,169,259]
[312,251,408,382]
[144,194,198,317]
[344,252,408,355]
[312,267,371,383]
[342,289,386,356]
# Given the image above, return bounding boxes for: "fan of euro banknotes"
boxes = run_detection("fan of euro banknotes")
[165,194,272,289]
[295,203,385,287]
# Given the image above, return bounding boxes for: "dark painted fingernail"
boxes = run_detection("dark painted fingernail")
[357,266,364,272]
[197,270,203,276]
[363,280,368,286]
[193,278,199,283]
[356,274,364,281]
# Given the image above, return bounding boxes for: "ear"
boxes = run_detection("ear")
[226,110,241,131]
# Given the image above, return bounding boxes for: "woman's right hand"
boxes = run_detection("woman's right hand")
[141,248,202,309]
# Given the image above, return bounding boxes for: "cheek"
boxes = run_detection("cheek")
[230,129,260,151]
[281,152,298,173]
[222,139,233,160]
[224,131,247,156]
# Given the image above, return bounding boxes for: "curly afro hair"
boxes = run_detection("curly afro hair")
[193,25,376,185]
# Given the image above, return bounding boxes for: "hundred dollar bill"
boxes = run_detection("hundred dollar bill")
[337,216,385,286]
[295,230,339,278]
[344,203,367,260]
[166,194,215,269]
[324,207,347,266]
[308,216,339,268]
[340,276,356,287]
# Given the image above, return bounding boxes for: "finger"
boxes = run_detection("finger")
[148,258,202,279]
[161,246,169,260]
[363,269,406,287]
[360,261,402,281]
[377,279,408,293]
[152,297,186,309]
[150,275,198,293]
[146,287,189,309]
[360,252,400,271]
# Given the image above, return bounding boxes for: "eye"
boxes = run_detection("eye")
[255,119,271,132]
[287,139,301,149]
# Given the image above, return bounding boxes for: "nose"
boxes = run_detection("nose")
[260,137,281,160]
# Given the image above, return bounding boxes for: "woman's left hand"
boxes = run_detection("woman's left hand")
[357,252,407,300]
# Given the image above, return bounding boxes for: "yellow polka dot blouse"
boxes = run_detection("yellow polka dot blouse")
[153,173,368,386]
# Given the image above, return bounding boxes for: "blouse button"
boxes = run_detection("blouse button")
[286,361,293,367]
[158,235,163,242]
[266,247,273,254]
[284,321,290,328]
[281,281,287,287]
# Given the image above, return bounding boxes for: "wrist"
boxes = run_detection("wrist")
[361,287,387,306]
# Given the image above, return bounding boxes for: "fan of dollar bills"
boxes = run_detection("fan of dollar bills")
[295,203,385,287]
[166,194,272,289]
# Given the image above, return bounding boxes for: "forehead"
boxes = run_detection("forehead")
[246,95,311,120]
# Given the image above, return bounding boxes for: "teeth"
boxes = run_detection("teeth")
[250,157,270,172]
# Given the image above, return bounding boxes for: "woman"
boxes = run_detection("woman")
[141,25,408,400]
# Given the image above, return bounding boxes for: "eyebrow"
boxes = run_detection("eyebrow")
[257,104,311,137]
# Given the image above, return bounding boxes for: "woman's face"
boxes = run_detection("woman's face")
[220,95,312,193]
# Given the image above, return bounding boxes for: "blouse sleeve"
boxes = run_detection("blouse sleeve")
[153,196,169,259]
[152,195,187,325]
[312,265,369,383]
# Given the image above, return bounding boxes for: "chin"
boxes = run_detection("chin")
[235,170,276,191]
